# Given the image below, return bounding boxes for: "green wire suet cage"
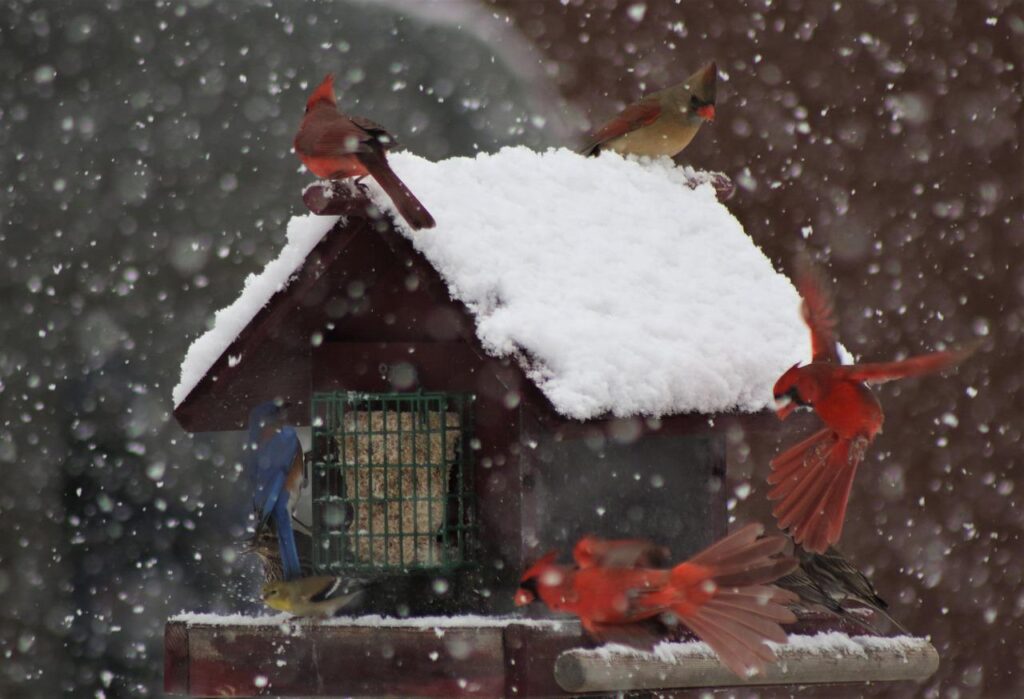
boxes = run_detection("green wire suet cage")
[311,391,476,574]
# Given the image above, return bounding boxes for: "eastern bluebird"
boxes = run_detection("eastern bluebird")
[247,401,304,581]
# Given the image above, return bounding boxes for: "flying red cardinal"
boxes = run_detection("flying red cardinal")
[293,74,435,230]
[768,257,978,553]
[515,524,798,678]
[573,535,670,569]
[581,62,717,158]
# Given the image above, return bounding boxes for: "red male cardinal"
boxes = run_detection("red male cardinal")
[573,535,670,569]
[768,257,978,553]
[293,74,435,230]
[515,524,798,678]
[581,62,717,158]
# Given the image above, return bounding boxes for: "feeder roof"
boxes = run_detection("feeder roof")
[173,147,809,421]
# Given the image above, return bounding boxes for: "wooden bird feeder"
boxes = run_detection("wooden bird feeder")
[168,177,938,696]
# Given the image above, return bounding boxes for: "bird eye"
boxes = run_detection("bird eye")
[786,387,809,406]
[690,95,700,108]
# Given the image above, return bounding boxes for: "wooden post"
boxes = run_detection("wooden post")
[553,636,940,693]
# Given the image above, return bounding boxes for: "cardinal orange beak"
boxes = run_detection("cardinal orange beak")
[514,589,535,606]
[697,104,716,122]
[774,394,797,421]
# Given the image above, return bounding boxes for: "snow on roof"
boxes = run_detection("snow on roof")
[174,146,810,419]
[172,213,339,407]
[370,147,809,419]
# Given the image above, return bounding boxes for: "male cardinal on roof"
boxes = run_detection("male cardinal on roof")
[293,74,435,230]
[515,524,798,678]
[768,256,978,553]
[581,62,717,158]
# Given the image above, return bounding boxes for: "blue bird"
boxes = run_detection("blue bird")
[247,400,304,581]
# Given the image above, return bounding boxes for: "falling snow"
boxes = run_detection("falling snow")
[0,1,1017,697]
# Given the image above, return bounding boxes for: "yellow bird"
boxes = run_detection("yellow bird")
[261,575,365,618]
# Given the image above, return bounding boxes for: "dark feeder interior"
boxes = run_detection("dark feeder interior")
[165,185,938,697]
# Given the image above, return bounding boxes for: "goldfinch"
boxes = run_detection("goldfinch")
[261,575,365,617]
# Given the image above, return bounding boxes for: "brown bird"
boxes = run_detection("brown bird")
[795,546,907,634]
[776,560,882,635]
[293,74,435,230]
[581,62,717,158]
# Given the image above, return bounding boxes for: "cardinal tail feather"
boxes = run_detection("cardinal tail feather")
[680,588,795,679]
[767,428,834,484]
[686,523,764,568]
[362,153,435,230]
[675,583,798,677]
[683,524,797,590]
[769,435,865,553]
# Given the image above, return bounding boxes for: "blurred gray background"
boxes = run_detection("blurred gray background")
[1,0,1020,696]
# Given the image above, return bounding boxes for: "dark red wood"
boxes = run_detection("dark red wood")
[173,217,365,432]
[302,182,382,217]
[164,613,891,697]
[164,621,190,695]
[311,341,486,394]
[502,623,588,698]
[171,621,506,697]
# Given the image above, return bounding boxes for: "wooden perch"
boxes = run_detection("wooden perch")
[553,635,939,693]
[302,180,389,218]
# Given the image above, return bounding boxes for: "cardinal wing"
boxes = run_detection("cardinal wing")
[840,344,977,384]
[580,100,662,155]
[794,255,841,364]
[574,536,671,569]
[313,120,377,156]
[349,114,400,150]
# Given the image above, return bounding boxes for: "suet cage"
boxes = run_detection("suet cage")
[311,391,476,574]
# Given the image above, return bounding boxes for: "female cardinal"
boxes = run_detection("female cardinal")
[293,74,435,230]
[581,62,717,158]
[515,524,798,678]
[769,257,977,553]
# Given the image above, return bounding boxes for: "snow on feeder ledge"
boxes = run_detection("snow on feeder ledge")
[168,147,937,696]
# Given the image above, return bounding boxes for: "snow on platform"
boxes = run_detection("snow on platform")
[556,632,939,691]
[174,147,810,419]
[586,632,932,664]
[170,611,569,631]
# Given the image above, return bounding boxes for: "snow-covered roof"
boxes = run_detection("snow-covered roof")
[174,147,809,419]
